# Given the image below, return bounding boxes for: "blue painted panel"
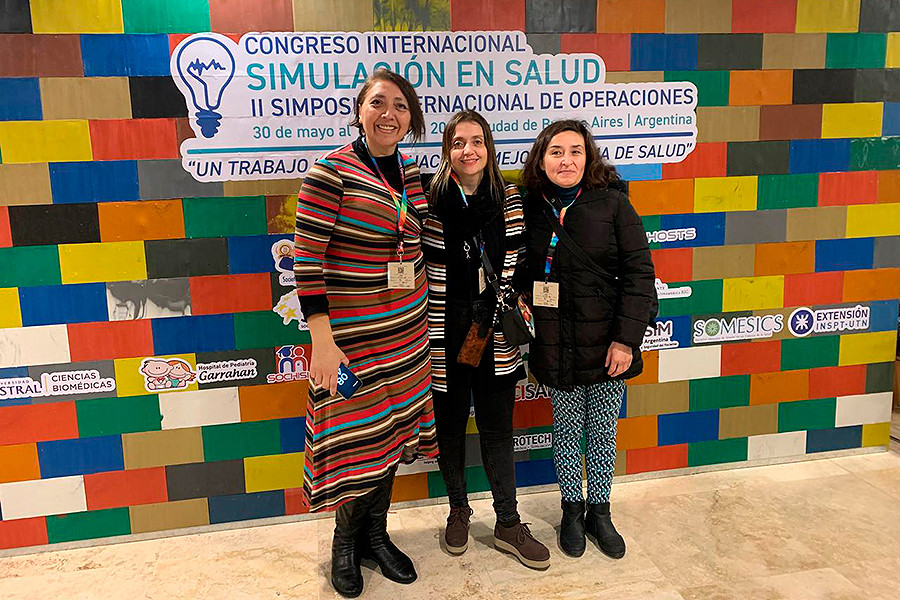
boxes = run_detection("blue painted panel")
[514,457,557,487]
[806,425,862,453]
[867,300,899,332]
[815,238,875,272]
[883,103,900,137]
[789,139,851,174]
[122,34,171,77]
[38,435,124,478]
[81,34,170,77]
[19,283,108,326]
[615,163,662,182]
[228,235,289,275]
[49,161,140,204]
[280,417,306,454]
[151,314,236,355]
[0,78,41,121]
[658,409,719,445]
[657,212,727,248]
[631,34,698,71]
[208,491,285,524]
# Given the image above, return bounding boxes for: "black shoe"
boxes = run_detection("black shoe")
[559,500,586,557]
[331,499,369,598]
[361,468,417,584]
[586,502,626,559]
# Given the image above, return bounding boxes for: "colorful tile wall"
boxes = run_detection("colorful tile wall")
[0,0,897,553]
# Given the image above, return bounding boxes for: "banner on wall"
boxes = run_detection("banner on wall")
[170,31,698,181]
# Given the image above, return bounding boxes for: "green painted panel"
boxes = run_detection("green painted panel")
[0,246,61,287]
[826,34,887,69]
[46,508,131,544]
[122,0,210,33]
[427,465,490,497]
[778,398,836,432]
[76,395,162,437]
[642,215,662,250]
[658,279,723,317]
[665,71,729,106]
[689,375,751,411]
[202,420,281,462]
[182,196,267,238]
[851,137,900,170]
[688,437,747,467]
[233,311,311,350]
[756,174,819,210]
[781,336,840,371]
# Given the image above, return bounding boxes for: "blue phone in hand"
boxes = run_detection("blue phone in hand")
[336,363,362,399]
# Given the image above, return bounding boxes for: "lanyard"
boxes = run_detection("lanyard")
[450,172,469,208]
[366,142,408,258]
[543,189,581,280]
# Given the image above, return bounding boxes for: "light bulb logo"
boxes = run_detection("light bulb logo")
[175,36,236,138]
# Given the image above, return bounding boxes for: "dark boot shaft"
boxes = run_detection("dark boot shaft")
[360,469,418,584]
[559,499,586,557]
[331,498,368,598]
[586,502,626,559]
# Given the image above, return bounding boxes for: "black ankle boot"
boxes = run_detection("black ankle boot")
[332,497,369,597]
[559,499,586,557]
[360,469,417,584]
[586,502,625,559]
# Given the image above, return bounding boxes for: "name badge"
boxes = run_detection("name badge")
[532,281,559,308]
[387,261,416,289]
[477,266,487,294]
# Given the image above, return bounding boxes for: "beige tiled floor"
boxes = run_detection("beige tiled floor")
[2,419,899,599]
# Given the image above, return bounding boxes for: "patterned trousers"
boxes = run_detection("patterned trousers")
[549,380,626,504]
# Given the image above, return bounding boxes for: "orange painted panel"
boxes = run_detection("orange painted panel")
[721,340,781,377]
[391,473,430,502]
[84,467,168,510]
[0,443,41,484]
[239,381,306,422]
[597,0,665,32]
[842,268,900,303]
[98,200,185,242]
[729,70,793,106]
[0,207,11,248]
[783,271,844,307]
[617,415,658,450]
[513,396,553,428]
[629,350,658,385]
[819,171,878,206]
[0,517,48,550]
[651,248,693,282]
[284,487,309,515]
[876,170,900,203]
[630,179,694,215]
[190,273,273,315]
[808,365,867,400]
[0,402,78,446]
[626,444,687,474]
[67,320,154,362]
[89,118,177,160]
[750,370,810,405]
[754,241,815,276]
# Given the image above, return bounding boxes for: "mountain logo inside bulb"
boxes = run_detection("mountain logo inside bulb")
[175,36,236,139]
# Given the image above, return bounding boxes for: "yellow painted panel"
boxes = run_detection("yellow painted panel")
[0,288,22,328]
[722,276,784,312]
[796,0,860,33]
[838,331,897,366]
[862,422,890,447]
[0,120,92,164]
[114,354,199,398]
[846,203,900,238]
[821,103,883,139]
[694,176,758,213]
[58,241,146,284]
[466,415,478,434]
[244,452,304,493]
[887,33,900,68]
[31,0,124,33]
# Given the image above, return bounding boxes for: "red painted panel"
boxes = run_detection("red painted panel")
[84,467,168,510]
[783,272,844,307]
[732,0,798,33]
[818,171,878,206]
[651,248,693,283]
[0,207,11,248]
[662,142,727,179]
[67,320,154,362]
[190,273,273,315]
[451,0,525,31]
[560,34,630,71]
[808,365,867,400]
[626,444,688,475]
[721,340,781,377]
[209,0,293,33]
[0,402,79,446]
[89,119,178,160]
[0,517,48,550]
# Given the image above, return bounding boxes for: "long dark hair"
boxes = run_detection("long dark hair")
[430,110,506,207]
[349,68,426,143]
[520,119,618,193]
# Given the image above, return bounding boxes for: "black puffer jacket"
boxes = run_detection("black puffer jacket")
[521,182,656,389]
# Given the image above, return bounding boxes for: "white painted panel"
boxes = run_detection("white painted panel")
[159,387,241,430]
[0,475,86,520]
[657,345,721,383]
[0,325,70,368]
[747,431,807,461]
[835,392,893,427]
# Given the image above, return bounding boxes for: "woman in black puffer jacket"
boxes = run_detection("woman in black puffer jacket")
[519,119,656,560]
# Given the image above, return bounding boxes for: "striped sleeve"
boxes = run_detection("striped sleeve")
[293,157,343,317]
[422,211,449,392]
[492,182,526,376]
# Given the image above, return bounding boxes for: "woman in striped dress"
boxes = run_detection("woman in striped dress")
[293,69,438,598]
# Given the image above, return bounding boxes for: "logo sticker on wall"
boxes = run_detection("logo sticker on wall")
[788,305,870,337]
[641,319,680,351]
[0,370,116,401]
[272,239,295,287]
[515,381,552,402]
[196,359,258,384]
[140,358,197,391]
[693,314,784,344]
[655,279,692,299]
[513,432,552,452]
[273,290,309,330]
[646,228,697,244]
[268,345,310,383]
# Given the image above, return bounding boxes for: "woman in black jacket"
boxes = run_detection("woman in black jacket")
[423,110,550,570]
[520,120,656,560]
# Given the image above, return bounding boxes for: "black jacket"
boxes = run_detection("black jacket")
[521,183,656,389]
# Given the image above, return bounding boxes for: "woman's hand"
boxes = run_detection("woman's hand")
[605,341,633,378]
[306,314,349,396]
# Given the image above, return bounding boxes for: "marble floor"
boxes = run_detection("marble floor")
[2,416,900,600]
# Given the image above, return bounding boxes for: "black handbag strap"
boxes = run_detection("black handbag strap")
[544,206,619,286]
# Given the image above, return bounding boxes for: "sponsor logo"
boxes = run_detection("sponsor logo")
[655,278,692,299]
[641,320,679,351]
[0,370,116,400]
[693,314,784,344]
[274,290,309,330]
[513,432,552,452]
[268,345,310,383]
[514,381,552,402]
[141,358,197,391]
[196,359,258,384]
[646,227,696,243]
[272,239,295,287]
[788,305,869,338]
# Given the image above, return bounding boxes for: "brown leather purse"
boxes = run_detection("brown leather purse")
[457,321,492,367]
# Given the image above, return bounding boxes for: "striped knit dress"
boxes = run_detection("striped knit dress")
[293,142,438,512]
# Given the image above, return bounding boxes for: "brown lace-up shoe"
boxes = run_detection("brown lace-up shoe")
[445,506,473,555]
[493,521,550,569]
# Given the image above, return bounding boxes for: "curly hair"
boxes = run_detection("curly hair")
[520,119,618,193]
